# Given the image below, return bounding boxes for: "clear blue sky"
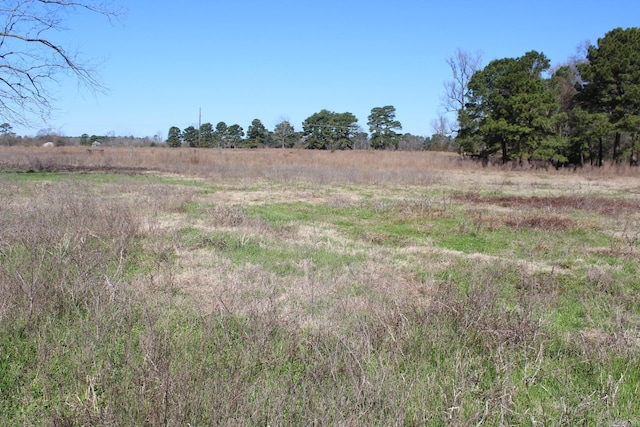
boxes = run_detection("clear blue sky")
[14,0,640,138]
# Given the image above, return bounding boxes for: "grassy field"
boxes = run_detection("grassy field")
[1,146,639,425]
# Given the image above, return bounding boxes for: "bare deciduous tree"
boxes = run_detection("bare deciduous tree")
[0,0,121,125]
[438,48,483,137]
[442,48,483,114]
[430,113,449,137]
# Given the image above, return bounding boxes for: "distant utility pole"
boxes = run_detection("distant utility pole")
[198,107,202,148]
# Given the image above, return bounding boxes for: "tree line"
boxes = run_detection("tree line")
[165,105,405,151]
[455,27,640,167]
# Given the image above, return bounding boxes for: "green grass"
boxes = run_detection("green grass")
[178,227,364,276]
[1,170,217,191]
[7,170,66,182]
[247,201,436,247]
[246,201,370,224]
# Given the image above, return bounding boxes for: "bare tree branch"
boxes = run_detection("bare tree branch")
[0,0,121,126]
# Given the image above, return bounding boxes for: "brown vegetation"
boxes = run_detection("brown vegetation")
[453,193,640,216]
[2,145,639,184]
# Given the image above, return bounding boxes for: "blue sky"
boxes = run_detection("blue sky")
[13,0,640,138]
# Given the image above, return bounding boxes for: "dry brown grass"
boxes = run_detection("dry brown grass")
[0,146,456,182]
[453,193,640,215]
[3,145,639,186]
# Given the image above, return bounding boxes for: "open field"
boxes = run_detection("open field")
[1,147,639,425]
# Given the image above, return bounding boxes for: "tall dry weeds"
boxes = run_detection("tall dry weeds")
[0,181,139,330]
[3,146,637,185]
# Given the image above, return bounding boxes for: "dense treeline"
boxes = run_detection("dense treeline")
[165,106,407,151]
[458,27,640,167]
[163,106,445,151]
[163,114,451,152]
